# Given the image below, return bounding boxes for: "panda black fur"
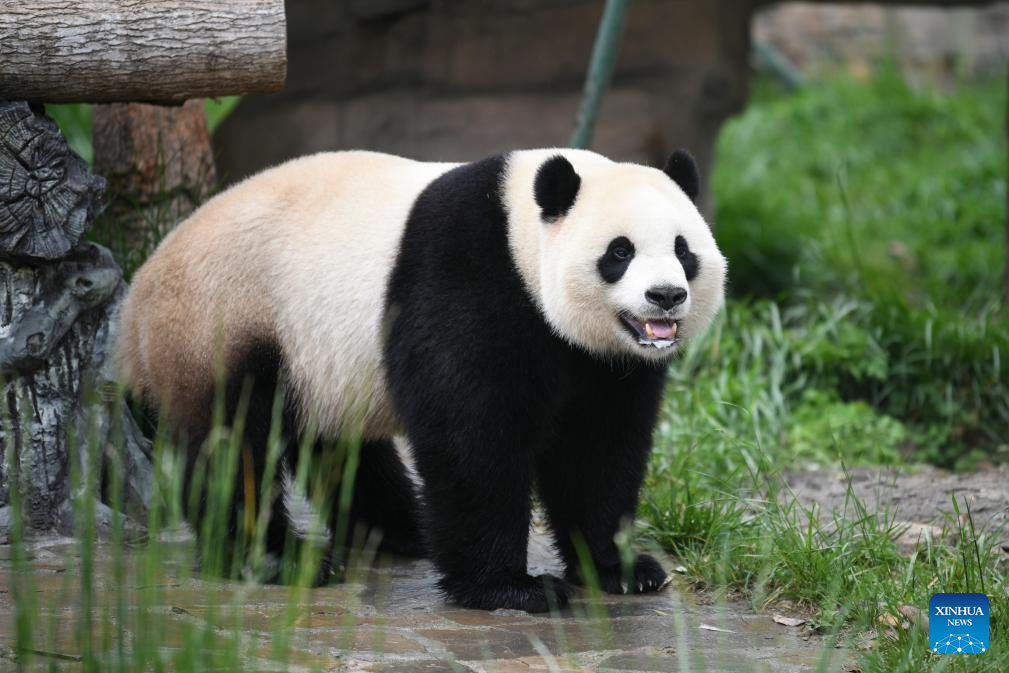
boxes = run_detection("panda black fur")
[118,148,726,612]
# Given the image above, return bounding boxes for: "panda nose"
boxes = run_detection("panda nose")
[645,285,688,311]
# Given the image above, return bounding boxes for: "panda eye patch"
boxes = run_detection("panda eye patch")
[675,235,688,258]
[598,236,635,284]
[675,235,699,281]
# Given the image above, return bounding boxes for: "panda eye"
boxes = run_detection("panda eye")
[607,236,634,262]
[675,235,689,259]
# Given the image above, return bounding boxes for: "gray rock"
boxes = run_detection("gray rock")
[0,244,120,374]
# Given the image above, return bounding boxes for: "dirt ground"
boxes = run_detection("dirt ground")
[784,464,1009,552]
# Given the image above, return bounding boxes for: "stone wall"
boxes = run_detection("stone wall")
[755,2,1009,80]
[215,0,1005,211]
[215,0,756,210]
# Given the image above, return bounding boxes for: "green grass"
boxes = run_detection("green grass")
[715,69,1006,309]
[643,304,1008,671]
[46,103,95,164]
[709,70,1008,468]
[641,439,1007,672]
[4,386,342,673]
[640,70,1008,672]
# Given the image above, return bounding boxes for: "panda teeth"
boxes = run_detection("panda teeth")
[640,338,675,349]
[644,323,656,339]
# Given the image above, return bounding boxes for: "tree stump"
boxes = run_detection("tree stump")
[92,100,217,260]
[0,101,151,541]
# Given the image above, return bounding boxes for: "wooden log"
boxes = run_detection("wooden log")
[0,0,286,104]
[0,245,120,530]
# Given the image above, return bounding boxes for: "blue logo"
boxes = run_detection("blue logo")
[929,593,989,654]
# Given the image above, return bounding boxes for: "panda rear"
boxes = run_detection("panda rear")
[118,148,726,612]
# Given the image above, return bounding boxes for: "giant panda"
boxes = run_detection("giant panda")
[118,148,727,613]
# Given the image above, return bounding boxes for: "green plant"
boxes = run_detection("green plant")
[786,391,905,465]
[714,71,1006,309]
[45,103,95,163]
[707,70,1007,466]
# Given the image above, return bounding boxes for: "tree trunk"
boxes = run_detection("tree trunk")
[0,0,286,104]
[92,100,217,259]
[0,101,151,541]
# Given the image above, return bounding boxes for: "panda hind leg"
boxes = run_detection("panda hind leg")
[187,340,335,586]
[334,438,427,559]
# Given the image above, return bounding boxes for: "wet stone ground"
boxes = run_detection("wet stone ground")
[0,529,840,673]
[5,463,1008,672]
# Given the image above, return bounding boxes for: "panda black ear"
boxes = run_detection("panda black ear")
[534,155,581,222]
[662,149,700,202]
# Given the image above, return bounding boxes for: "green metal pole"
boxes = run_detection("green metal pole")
[570,0,631,149]
[752,40,804,91]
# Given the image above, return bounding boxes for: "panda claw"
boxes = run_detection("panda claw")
[592,553,669,595]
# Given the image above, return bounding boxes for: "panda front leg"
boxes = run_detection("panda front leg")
[537,362,670,595]
[409,431,571,612]
[397,380,570,612]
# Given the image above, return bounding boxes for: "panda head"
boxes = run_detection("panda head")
[505,148,727,362]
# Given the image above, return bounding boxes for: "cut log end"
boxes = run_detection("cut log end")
[0,101,105,261]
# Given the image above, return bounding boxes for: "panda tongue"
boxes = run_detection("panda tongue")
[646,320,674,339]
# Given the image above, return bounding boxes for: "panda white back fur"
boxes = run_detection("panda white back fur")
[118,148,726,612]
[121,152,456,438]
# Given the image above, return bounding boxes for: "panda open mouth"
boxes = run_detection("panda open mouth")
[620,315,679,350]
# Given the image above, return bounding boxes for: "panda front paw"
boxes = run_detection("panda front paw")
[440,571,572,613]
[568,553,669,595]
